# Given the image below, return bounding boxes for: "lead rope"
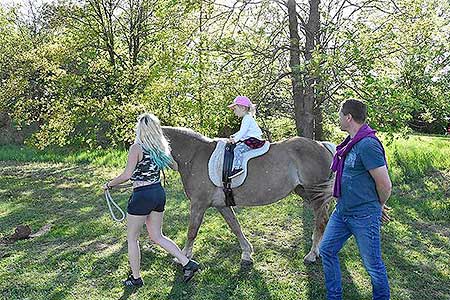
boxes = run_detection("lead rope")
[104,162,169,222]
[104,183,132,222]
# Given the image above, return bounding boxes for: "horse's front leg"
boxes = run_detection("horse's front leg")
[182,201,208,259]
[217,206,254,266]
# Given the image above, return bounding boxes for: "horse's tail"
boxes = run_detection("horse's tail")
[299,140,336,207]
[302,179,334,205]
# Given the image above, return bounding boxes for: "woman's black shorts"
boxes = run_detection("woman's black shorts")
[127,182,166,215]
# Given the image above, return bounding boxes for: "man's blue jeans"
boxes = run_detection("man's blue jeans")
[319,210,390,300]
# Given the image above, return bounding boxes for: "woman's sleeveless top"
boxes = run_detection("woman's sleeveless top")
[130,150,161,184]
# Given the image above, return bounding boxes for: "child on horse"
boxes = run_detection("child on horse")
[227,96,265,179]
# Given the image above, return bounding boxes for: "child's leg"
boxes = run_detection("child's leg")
[232,143,252,170]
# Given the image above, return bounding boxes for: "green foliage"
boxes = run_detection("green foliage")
[263,117,297,142]
[1,0,449,149]
[305,0,450,136]
[386,135,450,183]
[345,0,449,134]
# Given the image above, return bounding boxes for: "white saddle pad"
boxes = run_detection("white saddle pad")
[208,139,270,188]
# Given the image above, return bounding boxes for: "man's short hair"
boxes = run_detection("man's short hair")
[340,99,367,124]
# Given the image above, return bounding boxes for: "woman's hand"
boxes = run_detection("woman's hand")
[102,182,110,190]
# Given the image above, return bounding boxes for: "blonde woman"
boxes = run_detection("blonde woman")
[103,113,199,287]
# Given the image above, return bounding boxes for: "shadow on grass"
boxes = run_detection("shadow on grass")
[380,198,450,299]
[299,201,364,300]
[166,257,272,300]
[0,162,131,299]
[1,160,449,300]
[118,286,139,300]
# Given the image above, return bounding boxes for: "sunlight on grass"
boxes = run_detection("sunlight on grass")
[0,134,449,300]
[0,145,127,168]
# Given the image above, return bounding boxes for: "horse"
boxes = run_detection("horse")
[162,126,336,265]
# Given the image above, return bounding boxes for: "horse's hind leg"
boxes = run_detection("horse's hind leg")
[303,199,329,263]
[217,206,254,266]
[295,185,332,264]
[182,201,208,259]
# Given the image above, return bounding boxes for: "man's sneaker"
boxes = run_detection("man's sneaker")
[123,275,144,288]
[182,260,200,282]
[228,168,244,179]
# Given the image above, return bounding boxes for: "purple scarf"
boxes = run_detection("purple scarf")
[331,124,386,198]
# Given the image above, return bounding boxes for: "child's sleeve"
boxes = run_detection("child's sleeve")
[232,116,251,141]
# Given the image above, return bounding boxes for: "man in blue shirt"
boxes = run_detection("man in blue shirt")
[320,99,392,300]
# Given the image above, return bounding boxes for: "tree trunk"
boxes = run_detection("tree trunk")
[302,0,320,139]
[314,102,323,140]
[288,0,320,139]
[287,0,304,136]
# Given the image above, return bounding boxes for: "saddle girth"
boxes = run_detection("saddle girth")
[222,143,236,206]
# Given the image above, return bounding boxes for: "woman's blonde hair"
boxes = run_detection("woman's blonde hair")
[135,113,173,168]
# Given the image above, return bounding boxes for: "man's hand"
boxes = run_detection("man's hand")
[381,205,392,223]
[229,137,236,144]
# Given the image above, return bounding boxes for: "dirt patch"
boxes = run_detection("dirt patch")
[0,224,52,245]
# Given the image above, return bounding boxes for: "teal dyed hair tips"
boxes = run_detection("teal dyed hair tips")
[143,147,173,169]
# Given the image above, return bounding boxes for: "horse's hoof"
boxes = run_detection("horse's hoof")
[240,259,253,268]
[303,254,318,265]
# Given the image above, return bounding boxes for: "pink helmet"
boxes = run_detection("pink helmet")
[227,96,252,108]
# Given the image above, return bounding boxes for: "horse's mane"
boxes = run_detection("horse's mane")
[165,126,214,143]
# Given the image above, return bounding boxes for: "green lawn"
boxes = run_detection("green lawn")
[0,135,449,300]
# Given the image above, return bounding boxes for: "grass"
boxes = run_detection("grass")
[0,145,128,168]
[0,135,449,300]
